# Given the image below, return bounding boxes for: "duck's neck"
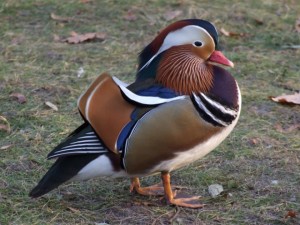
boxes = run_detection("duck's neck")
[155,46,214,95]
[136,47,239,110]
[208,66,239,110]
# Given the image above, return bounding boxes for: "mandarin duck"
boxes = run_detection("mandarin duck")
[29,19,241,208]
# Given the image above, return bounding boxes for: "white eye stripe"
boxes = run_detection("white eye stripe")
[139,25,214,72]
[163,26,213,51]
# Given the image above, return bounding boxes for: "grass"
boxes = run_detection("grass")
[0,0,299,224]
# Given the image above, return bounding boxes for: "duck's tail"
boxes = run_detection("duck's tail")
[29,123,125,198]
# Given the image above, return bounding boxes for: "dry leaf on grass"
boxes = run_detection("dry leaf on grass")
[53,34,60,41]
[295,17,300,33]
[123,10,137,21]
[0,144,12,150]
[10,92,26,104]
[50,13,74,22]
[0,124,10,133]
[45,101,58,111]
[274,123,300,133]
[285,210,297,219]
[66,206,80,213]
[254,18,264,25]
[11,36,24,45]
[0,116,10,133]
[62,32,106,44]
[220,27,247,37]
[0,116,10,132]
[270,92,300,105]
[163,10,183,21]
[249,138,260,146]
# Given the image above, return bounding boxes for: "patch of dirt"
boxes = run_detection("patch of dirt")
[32,85,71,100]
[5,158,40,172]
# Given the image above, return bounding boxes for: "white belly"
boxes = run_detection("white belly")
[73,154,127,181]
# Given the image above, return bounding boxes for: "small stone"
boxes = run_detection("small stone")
[289,195,296,202]
[174,218,183,223]
[271,180,279,185]
[208,184,224,198]
[77,67,85,78]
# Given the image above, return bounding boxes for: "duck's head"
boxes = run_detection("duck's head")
[137,19,234,94]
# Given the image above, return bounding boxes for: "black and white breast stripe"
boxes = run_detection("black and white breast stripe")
[47,125,109,159]
[191,92,238,127]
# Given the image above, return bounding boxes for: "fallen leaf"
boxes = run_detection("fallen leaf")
[45,101,58,111]
[220,28,230,36]
[220,27,247,38]
[295,17,300,33]
[274,124,284,133]
[0,124,10,132]
[270,92,300,105]
[285,124,300,132]
[0,144,12,150]
[285,210,297,218]
[10,93,26,104]
[62,32,106,44]
[94,33,107,39]
[53,34,61,41]
[70,31,78,36]
[123,10,137,21]
[254,18,264,25]
[249,138,260,146]
[275,123,300,133]
[163,10,183,21]
[66,206,80,213]
[0,115,9,123]
[11,36,24,45]
[50,13,74,22]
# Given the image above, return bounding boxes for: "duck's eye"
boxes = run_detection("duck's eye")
[194,41,203,47]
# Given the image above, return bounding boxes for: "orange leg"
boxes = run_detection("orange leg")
[130,177,186,196]
[161,172,204,208]
[130,177,165,196]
